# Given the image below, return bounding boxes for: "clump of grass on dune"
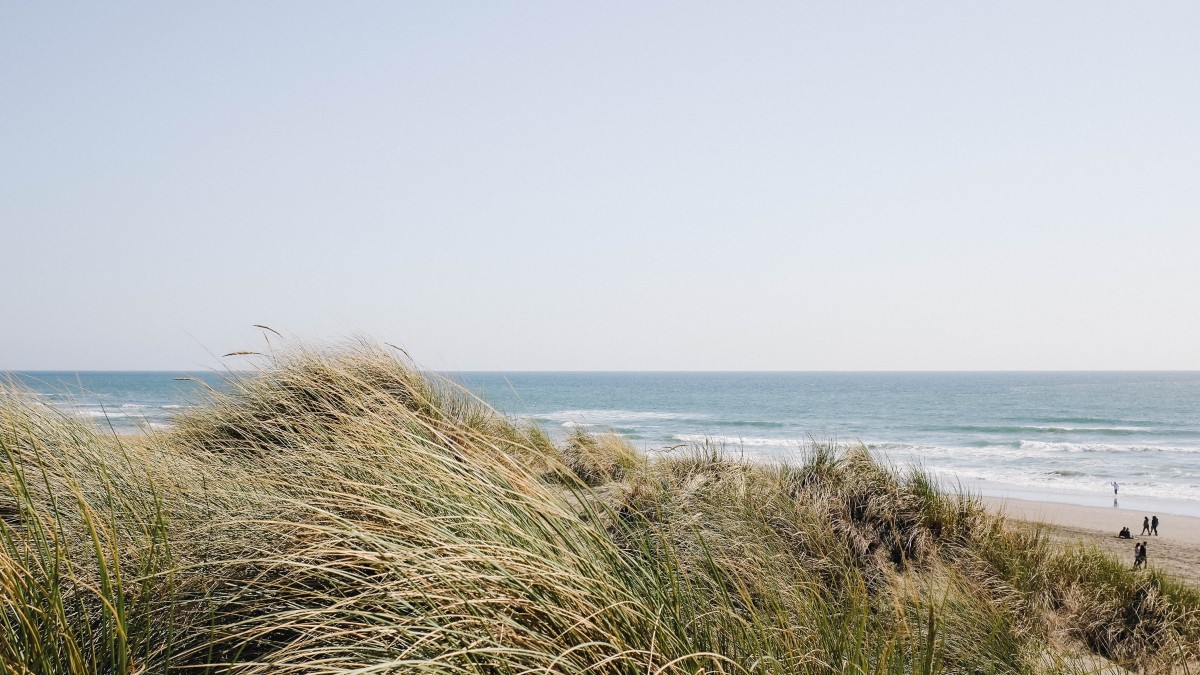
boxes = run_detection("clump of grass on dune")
[143,346,701,671]
[172,341,555,467]
[967,510,1200,670]
[0,393,180,673]
[561,428,644,486]
[2,341,1200,674]
[592,442,1036,672]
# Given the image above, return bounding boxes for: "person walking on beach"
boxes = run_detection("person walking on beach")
[1134,541,1147,568]
[1151,515,1159,535]
[1141,516,1151,535]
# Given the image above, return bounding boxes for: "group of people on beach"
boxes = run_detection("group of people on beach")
[1116,514,1160,568]
[1120,515,1160,538]
[1109,485,1164,569]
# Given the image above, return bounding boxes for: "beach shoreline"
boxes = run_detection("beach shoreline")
[983,495,1200,585]
[959,477,1200,519]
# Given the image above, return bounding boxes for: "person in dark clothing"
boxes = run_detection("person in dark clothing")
[1151,515,1159,535]
[1134,542,1147,568]
[1141,516,1151,535]
[1118,527,1132,539]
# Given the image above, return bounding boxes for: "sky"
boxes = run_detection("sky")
[2,2,1198,371]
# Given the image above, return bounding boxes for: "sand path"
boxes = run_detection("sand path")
[982,497,1200,586]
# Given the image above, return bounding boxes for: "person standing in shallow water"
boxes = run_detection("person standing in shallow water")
[1141,516,1151,535]
[1111,481,1120,495]
[1151,515,1159,535]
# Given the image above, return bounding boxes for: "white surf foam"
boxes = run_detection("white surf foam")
[74,410,128,418]
[540,409,708,422]
[1019,440,1200,454]
[671,433,802,448]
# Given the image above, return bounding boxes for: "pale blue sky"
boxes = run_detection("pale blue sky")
[2,2,1198,370]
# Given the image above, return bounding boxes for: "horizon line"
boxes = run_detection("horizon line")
[7,368,1200,375]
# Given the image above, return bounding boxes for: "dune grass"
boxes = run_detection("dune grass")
[2,342,1198,673]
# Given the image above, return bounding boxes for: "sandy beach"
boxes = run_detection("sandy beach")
[984,496,1200,586]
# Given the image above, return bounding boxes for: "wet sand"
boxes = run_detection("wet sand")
[983,496,1200,586]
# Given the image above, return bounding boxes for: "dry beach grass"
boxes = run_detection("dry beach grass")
[2,341,1199,673]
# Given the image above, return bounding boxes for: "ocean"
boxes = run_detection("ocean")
[8,370,1200,517]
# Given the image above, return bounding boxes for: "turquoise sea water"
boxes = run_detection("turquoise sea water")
[8,371,1200,516]
[7,371,226,431]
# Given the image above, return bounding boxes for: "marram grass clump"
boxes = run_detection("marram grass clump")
[2,342,1198,674]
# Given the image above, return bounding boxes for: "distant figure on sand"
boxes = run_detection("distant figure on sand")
[1151,515,1159,536]
[1111,481,1120,495]
[1134,542,1147,568]
[1141,516,1151,535]
[1118,526,1132,539]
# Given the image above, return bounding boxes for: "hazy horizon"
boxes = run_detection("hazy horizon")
[9,367,1200,375]
[4,3,1198,371]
